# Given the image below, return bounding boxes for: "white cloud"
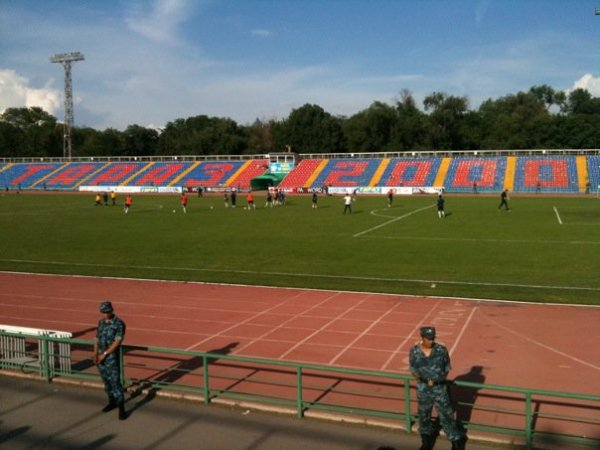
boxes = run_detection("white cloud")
[0,69,61,115]
[125,0,194,44]
[571,74,600,96]
[251,29,272,38]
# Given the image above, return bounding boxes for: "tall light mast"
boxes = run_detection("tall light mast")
[50,52,85,160]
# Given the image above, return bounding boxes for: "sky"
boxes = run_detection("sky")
[1,0,600,131]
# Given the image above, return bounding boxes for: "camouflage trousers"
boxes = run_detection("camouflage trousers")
[416,382,462,441]
[98,354,124,405]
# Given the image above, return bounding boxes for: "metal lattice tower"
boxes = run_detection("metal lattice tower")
[50,52,85,160]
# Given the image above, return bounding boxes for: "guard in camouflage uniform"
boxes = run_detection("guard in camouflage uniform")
[93,301,127,420]
[409,326,465,450]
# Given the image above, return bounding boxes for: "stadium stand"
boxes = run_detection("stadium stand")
[277,158,325,189]
[84,162,147,187]
[38,162,102,190]
[379,158,441,187]
[0,163,62,189]
[587,156,600,194]
[444,157,506,192]
[0,154,594,193]
[513,156,578,193]
[127,162,195,187]
[311,159,381,188]
[224,159,270,190]
[175,161,245,188]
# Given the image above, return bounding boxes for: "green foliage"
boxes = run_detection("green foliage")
[0,193,598,305]
[0,107,61,157]
[274,104,345,153]
[2,83,600,158]
[344,102,398,152]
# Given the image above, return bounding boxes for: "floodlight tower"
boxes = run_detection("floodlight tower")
[50,52,85,160]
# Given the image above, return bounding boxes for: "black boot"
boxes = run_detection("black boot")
[101,399,117,413]
[451,437,466,450]
[118,403,127,420]
[419,434,433,450]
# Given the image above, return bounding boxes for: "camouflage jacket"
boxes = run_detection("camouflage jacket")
[408,342,451,382]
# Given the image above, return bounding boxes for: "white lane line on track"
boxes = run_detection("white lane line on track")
[183,289,311,351]
[354,204,434,237]
[449,306,477,356]
[381,300,442,371]
[328,296,404,366]
[278,292,365,360]
[481,313,600,371]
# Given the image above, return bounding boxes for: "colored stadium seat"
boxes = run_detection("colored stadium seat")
[0,155,591,193]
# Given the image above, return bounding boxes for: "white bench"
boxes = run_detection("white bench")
[0,324,72,374]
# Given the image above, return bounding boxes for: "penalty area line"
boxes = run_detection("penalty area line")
[354,204,434,238]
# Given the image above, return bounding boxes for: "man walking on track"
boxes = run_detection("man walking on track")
[93,301,127,420]
[409,326,465,450]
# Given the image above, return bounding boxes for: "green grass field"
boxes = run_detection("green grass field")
[1,192,599,305]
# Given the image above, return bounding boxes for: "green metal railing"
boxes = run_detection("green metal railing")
[1,330,598,449]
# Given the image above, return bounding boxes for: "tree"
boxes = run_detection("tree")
[122,125,159,156]
[157,116,246,155]
[423,92,469,150]
[529,84,565,111]
[344,101,397,153]
[478,91,552,149]
[77,128,123,157]
[245,119,275,154]
[274,104,345,154]
[562,88,600,115]
[394,89,429,150]
[0,107,60,157]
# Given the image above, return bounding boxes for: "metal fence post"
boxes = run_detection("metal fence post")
[42,336,51,382]
[404,380,413,432]
[119,346,125,387]
[203,354,211,404]
[296,366,304,418]
[525,392,532,449]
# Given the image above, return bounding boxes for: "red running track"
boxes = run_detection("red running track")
[1,272,598,445]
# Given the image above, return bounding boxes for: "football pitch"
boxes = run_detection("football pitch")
[0,192,598,305]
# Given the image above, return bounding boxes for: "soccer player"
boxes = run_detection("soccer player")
[498,189,510,211]
[124,194,133,214]
[437,193,445,218]
[181,192,188,214]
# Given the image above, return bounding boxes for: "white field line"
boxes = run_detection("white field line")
[2,258,600,292]
[3,270,600,309]
[354,204,434,238]
[359,235,600,245]
[553,206,563,225]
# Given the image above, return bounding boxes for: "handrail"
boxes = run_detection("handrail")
[1,148,600,164]
[1,331,598,449]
